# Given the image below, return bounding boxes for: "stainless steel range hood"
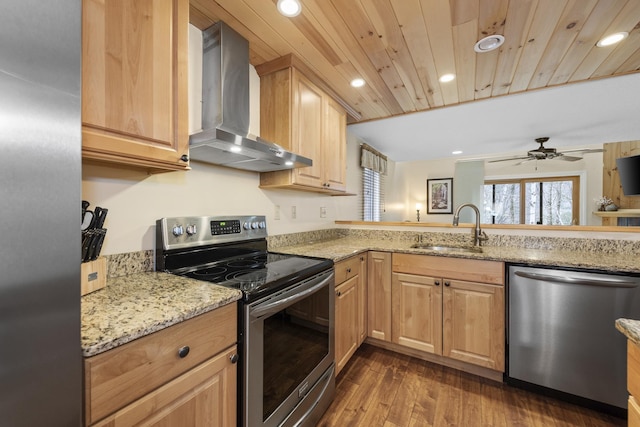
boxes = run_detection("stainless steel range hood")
[189,22,312,172]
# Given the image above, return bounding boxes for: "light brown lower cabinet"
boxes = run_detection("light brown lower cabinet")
[389,253,505,372]
[628,340,640,427]
[92,346,237,427]
[84,304,238,426]
[334,254,367,375]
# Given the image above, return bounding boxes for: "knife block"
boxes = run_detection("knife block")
[81,257,107,296]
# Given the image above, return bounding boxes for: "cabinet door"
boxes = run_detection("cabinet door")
[93,346,237,427]
[82,0,189,171]
[335,277,359,375]
[391,273,442,354]
[367,252,392,341]
[323,97,347,192]
[442,280,505,371]
[291,70,324,188]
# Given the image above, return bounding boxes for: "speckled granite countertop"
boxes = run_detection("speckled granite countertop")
[81,272,242,357]
[272,237,640,274]
[616,319,640,346]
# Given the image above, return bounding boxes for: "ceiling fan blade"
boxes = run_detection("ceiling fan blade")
[557,155,583,161]
[559,148,604,154]
[487,156,531,163]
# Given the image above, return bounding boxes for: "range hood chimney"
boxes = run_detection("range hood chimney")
[189,22,312,172]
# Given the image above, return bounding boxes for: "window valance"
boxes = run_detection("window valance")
[360,143,388,175]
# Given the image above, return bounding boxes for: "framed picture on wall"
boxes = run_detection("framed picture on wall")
[427,178,453,214]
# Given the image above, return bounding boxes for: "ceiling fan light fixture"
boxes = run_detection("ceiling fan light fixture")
[439,73,456,83]
[596,32,628,47]
[277,0,301,17]
[474,35,505,53]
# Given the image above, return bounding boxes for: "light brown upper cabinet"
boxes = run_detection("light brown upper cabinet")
[82,0,190,171]
[257,56,347,194]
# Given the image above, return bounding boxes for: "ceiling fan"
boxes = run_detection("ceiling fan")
[488,137,604,164]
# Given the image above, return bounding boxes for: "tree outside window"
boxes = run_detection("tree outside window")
[483,176,579,225]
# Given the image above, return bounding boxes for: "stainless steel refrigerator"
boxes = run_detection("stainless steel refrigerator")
[0,1,82,426]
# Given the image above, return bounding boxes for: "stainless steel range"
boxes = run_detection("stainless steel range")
[156,215,335,427]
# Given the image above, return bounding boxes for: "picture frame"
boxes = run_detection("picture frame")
[427,178,453,214]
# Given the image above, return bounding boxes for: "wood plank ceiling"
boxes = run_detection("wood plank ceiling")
[189,0,640,124]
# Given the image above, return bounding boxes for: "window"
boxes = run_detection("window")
[483,176,580,225]
[360,143,387,222]
[363,168,384,221]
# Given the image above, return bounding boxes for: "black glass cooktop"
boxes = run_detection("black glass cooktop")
[181,251,332,301]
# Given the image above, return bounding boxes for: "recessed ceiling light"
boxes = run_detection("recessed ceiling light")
[350,78,365,88]
[596,32,628,47]
[277,0,301,17]
[474,35,505,53]
[439,74,455,83]
[452,150,463,155]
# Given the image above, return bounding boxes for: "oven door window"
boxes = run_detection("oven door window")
[262,286,330,421]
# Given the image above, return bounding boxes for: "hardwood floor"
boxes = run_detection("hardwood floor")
[317,344,625,427]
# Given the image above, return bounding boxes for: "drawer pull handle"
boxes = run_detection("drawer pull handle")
[435,280,440,286]
[444,281,451,287]
[336,291,342,297]
[346,268,351,273]
[177,346,190,358]
[230,354,239,364]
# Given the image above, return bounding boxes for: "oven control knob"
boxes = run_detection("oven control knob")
[172,225,184,237]
[243,222,251,230]
[251,222,259,229]
[259,221,266,229]
[186,224,197,236]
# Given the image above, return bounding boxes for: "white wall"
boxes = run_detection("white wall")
[82,140,363,255]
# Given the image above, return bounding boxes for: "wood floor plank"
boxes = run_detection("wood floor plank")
[318,344,625,427]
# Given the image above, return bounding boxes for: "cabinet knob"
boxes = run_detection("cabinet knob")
[346,268,351,273]
[177,346,190,358]
[360,256,364,261]
[230,353,239,364]
[444,281,451,287]
[435,280,440,286]
[180,154,189,162]
[336,291,342,297]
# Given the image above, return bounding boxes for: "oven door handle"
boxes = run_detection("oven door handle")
[250,271,334,319]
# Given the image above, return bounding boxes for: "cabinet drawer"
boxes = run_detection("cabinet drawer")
[392,253,504,285]
[84,303,237,425]
[335,255,361,284]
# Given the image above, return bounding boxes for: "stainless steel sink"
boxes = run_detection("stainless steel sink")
[410,243,483,253]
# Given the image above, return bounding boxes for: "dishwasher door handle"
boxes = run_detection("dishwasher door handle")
[514,271,639,288]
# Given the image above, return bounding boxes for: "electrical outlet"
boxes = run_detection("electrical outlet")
[291,206,297,219]
[320,206,327,218]
[274,205,280,220]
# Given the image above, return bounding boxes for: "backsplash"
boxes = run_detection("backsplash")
[105,250,154,278]
[104,228,640,278]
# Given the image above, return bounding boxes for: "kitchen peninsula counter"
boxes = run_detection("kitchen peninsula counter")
[271,237,640,274]
[81,272,242,357]
[617,318,640,346]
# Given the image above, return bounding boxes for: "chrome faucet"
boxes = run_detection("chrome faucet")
[452,203,488,247]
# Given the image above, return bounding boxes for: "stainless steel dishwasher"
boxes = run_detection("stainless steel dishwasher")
[507,264,640,414]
